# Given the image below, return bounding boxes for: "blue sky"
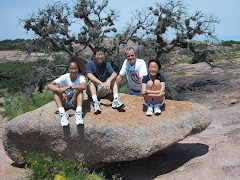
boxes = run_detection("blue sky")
[1,0,240,41]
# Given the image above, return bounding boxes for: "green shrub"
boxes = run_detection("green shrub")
[0,54,70,97]
[0,39,30,51]
[21,151,105,180]
[191,55,207,64]
[118,78,128,94]
[221,40,240,46]
[0,60,48,92]
[1,90,53,120]
[178,49,194,56]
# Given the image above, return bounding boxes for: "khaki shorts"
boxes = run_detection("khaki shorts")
[87,81,112,98]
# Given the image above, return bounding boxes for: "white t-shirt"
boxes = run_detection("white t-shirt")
[119,58,148,91]
[54,73,86,97]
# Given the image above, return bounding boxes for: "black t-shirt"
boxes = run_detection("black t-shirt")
[86,60,115,82]
[142,73,166,85]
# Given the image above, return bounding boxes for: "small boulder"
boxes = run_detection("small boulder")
[3,94,211,164]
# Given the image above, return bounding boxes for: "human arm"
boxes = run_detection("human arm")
[100,62,117,90]
[87,72,113,90]
[116,60,127,86]
[102,72,117,90]
[70,82,86,91]
[47,81,71,94]
[87,73,103,85]
[116,74,124,86]
[142,82,165,98]
[47,81,69,101]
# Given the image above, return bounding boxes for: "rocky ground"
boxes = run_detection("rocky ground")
[0,58,240,180]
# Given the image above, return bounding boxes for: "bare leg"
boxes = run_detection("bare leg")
[53,91,66,108]
[71,90,84,106]
[89,81,97,96]
[145,80,154,103]
[111,80,119,94]
[153,79,164,104]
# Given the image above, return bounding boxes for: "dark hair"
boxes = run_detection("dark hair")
[69,56,87,74]
[148,59,161,69]
[93,47,106,55]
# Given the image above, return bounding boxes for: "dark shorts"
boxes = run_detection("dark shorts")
[127,87,142,96]
[64,96,76,110]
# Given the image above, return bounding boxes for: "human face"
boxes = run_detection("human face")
[126,49,136,66]
[148,62,160,78]
[68,62,79,77]
[95,51,105,66]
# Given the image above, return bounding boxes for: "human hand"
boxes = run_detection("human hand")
[159,90,165,97]
[58,87,66,94]
[62,93,68,101]
[103,81,111,90]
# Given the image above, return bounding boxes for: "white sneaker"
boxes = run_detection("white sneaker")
[146,104,154,116]
[60,112,69,127]
[112,98,125,109]
[93,101,101,114]
[75,111,84,125]
[154,104,162,115]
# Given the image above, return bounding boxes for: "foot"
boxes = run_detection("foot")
[112,98,125,109]
[146,104,153,116]
[154,104,162,115]
[60,112,69,127]
[93,101,101,114]
[75,111,84,125]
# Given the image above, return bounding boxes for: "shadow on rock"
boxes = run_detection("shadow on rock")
[122,143,209,180]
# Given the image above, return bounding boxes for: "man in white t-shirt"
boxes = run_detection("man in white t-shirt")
[116,46,148,96]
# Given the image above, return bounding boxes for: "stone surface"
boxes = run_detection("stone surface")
[165,58,240,109]
[3,94,211,164]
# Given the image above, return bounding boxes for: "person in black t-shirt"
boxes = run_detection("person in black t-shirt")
[86,47,124,114]
[142,59,166,116]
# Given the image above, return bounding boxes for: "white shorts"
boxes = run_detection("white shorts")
[143,96,165,107]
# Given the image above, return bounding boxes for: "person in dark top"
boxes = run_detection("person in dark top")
[142,59,166,116]
[86,47,124,114]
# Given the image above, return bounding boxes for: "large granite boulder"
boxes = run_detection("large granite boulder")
[3,94,211,164]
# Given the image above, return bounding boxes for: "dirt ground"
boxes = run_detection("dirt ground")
[0,50,53,63]
[0,58,240,180]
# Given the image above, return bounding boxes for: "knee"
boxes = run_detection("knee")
[75,90,83,95]
[146,80,154,89]
[154,79,161,86]
[89,81,98,91]
[89,81,96,87]
[53,91,60,96]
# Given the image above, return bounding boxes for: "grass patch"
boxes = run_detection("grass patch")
[217,52,240,60]
[1,90,53,120]
[118,78,128,94]
[0,89,8,98]
[177,57,193,64]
